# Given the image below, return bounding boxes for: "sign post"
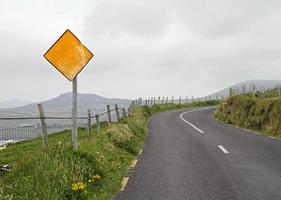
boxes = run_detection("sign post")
[44,29,93,151]
[72,77,78,150]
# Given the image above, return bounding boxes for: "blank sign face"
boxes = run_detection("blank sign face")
[44,30,93,81]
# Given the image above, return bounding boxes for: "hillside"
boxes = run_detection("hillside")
[1,93,132,114]
[208,80,281,99]
[0,93,132,128]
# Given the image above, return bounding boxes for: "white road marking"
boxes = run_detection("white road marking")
[130,160,138,168]
[120,177,129,191]
[217,145,229,154]
[180,110,204,133]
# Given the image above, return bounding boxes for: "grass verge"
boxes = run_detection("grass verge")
[214,94,281,138]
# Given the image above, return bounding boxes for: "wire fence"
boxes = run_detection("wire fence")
[0,104,128,147]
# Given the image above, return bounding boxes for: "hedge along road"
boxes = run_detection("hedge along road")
[115,107,281,200]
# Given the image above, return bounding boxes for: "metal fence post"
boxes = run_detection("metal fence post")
[37,104,48,148]
[72,77,78,151]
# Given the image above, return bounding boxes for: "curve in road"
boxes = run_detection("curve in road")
[115,107,281,200]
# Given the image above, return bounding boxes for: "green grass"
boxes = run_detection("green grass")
[0,110,147,200]
[214,94,281,138]
[0,101,220,200]
[142,100,220,118]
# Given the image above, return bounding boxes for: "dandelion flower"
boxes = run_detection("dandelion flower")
[77,182,86,190]
[72,182,86,191]
[72,183,79,191]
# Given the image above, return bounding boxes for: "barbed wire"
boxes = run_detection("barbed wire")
[0,108,125,121]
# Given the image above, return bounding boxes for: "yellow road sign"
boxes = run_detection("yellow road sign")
[44,29,93,81]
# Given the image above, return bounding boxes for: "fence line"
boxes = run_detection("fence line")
[0,105,129,147]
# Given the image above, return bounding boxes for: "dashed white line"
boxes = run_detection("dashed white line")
[180,110,204,133]
[217,145,229,154]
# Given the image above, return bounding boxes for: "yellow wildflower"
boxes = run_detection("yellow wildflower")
[77,182,86,190]
[72,182,86,191]
[72,183,79,191]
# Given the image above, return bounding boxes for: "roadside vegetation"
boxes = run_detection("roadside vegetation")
[214,93,281,138]
[0,109,147,200]
[0,100,219,200]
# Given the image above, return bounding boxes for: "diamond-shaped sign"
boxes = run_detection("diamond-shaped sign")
[44,29,93,81]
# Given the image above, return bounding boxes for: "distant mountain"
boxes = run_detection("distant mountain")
[208,80,281,99]
[0,100,31,109]
[1,93,132,115]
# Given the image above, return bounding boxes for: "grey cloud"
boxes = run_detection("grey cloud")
[1,0,281,102]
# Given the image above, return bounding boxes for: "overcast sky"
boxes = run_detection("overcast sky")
[1,0,281,102]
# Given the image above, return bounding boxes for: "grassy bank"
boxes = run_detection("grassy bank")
[142,100,220,118]
[0,108,147,200]
[214,95,281,138]
[0,101,219,200]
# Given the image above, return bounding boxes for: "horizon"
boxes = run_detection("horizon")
[1,79,281,109]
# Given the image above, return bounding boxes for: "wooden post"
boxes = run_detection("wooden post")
[115,104,120,122]
[122,108,127,118]
[95,114,100,134]
[158,96,161,104]
[130,101,135,116]
[37,104,48,148]
[107,105,112,125]
[179,96,181,104]
[171,96,174,104]
[87,109,91,140]
[72,77,78,151]
[166,96,168,104]
[153,97,156,105]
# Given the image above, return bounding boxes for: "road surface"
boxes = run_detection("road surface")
[115,107,281,200]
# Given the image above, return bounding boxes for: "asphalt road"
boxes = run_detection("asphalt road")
[115,107,281,200]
